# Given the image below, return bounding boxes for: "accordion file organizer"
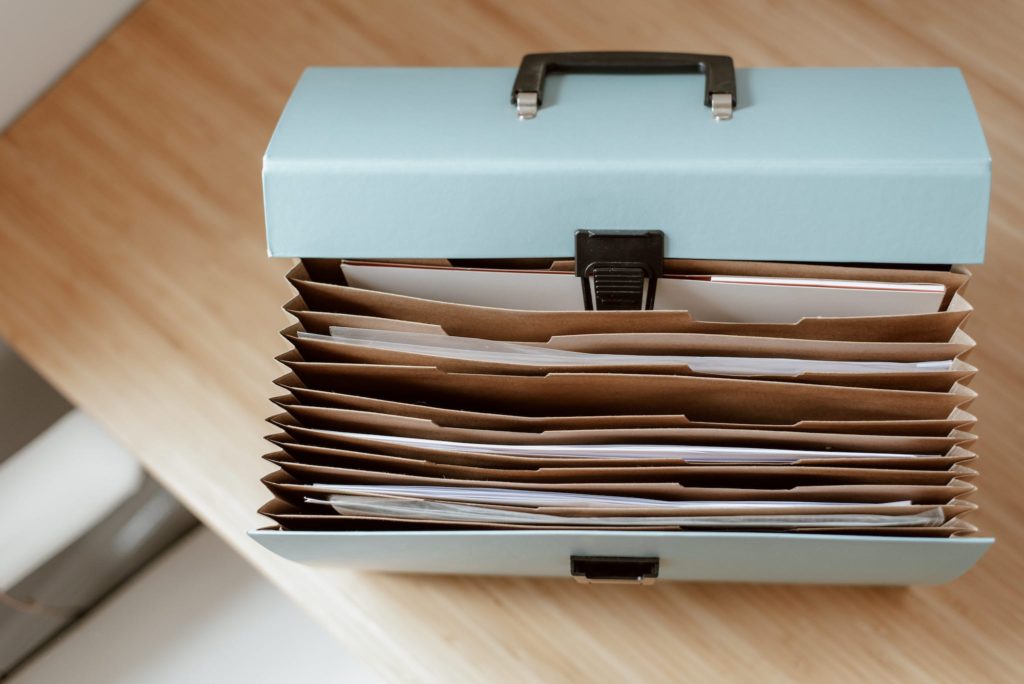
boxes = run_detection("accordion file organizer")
[252,52,993,584]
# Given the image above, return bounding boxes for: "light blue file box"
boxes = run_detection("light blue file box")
[263,65,990,263]
[254,57,993,584]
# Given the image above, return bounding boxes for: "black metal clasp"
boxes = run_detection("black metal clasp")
[575,230,664,311]
[570,556,660,585]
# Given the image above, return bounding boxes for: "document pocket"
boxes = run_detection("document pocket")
[264,258,983,541]
[252,52,993,584]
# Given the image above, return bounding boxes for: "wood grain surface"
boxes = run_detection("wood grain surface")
[1,1,1022,681]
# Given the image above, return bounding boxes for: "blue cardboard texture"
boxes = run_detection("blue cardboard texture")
[263,67,990,263]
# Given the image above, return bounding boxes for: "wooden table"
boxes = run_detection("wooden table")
[2,1,1022,681]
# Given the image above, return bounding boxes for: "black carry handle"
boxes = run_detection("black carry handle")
[511,51,736,119]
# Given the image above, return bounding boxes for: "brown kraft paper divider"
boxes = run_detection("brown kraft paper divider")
[312,257,968,299]
[258,510,972,535]
[257,495,726,533]
[274,354,973,422]
[287,262,972,343]
[287,303,977,363]
[543,328,976,362]
[263,465,974,505]
[329,258,969,309]
[262,469,975,510]
[264,514,972,535]
[262,498,943,534]
[268,403,975,455]
[264,447,976,486]
[559,258,968,307]
[257,495,974,536]
[787,520,976,537]
[270,414,977,468]
[268,421,977,471]
[285,327,976,392]
[275,374,976,437]
[267,432,976,475]
[264,515,973,536]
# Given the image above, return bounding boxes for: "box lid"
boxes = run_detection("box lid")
[263,64,990,263]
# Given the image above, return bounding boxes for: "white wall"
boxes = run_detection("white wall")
[10,530,382,684]
[0,0,141,130]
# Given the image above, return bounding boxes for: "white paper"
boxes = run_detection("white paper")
[342,261,583,310]
[305,327,953,377]
[310,484,914,509]
[305,494,942,528]
[297,428,915,463]
[340,261,946,322]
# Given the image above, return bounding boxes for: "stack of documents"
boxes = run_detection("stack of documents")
[260,258,979,537]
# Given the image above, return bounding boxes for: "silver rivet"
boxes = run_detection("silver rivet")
[711,92,733,121]
[516,91,539,119]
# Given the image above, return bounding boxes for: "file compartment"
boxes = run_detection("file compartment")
[290,263,974,343]
[275,375,977,437]
[266,447,976,486]
[276,356,975,422]
[253,58,993,583]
